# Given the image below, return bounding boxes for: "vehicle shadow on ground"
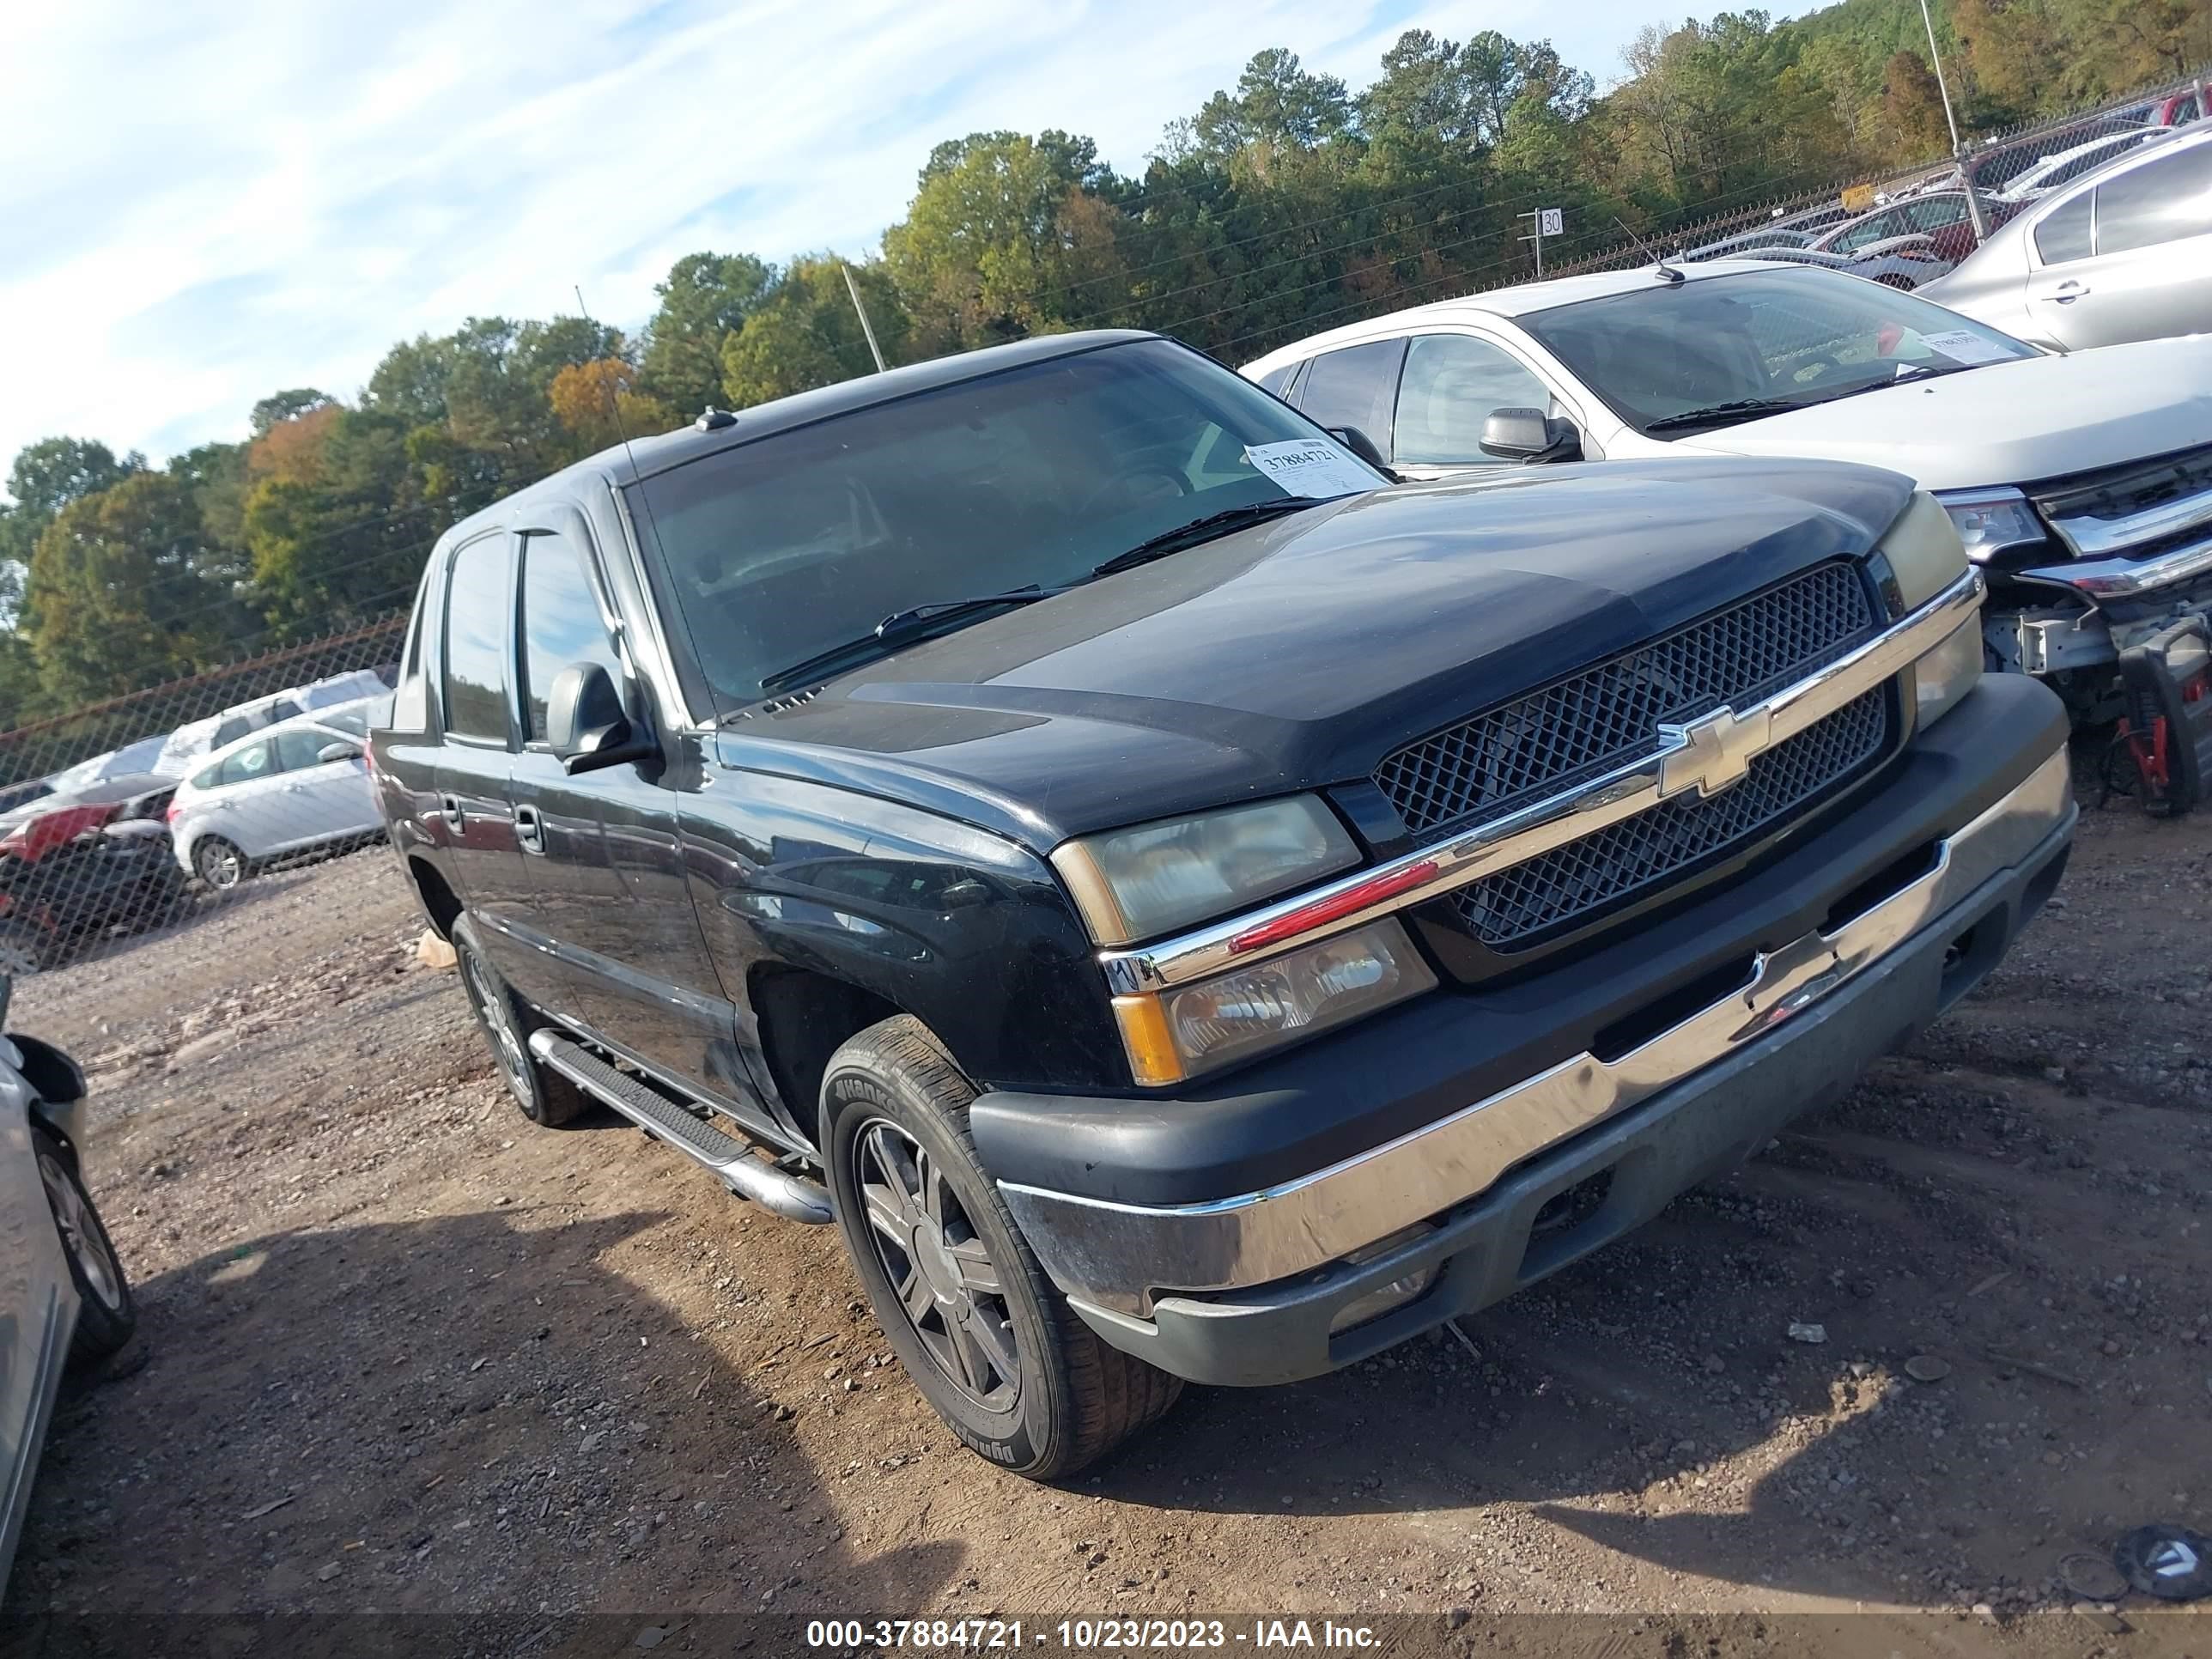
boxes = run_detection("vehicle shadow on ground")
[1086,1118,2063,1607]
[2,1206,963,1632]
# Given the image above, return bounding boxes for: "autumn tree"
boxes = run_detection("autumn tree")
[548,359,682,451]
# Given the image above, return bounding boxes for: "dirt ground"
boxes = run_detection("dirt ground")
[3,752,2209,1654]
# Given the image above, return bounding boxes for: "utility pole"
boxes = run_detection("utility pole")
[842,264,888,374]
[1918,0,1964,156]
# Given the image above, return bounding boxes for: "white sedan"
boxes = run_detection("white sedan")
[166,701,386,890]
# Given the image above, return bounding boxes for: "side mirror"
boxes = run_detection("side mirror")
[546,662,658,775]
[1325,426,1401,482]
[317,742,362,765]
[1478,408,1583,464]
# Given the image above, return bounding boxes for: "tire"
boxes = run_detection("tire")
[33,1127,135,1369]
[450,915,592,1127]
[822,1015,1182,1480]
[192,836,247,892]
[0,921,46,977]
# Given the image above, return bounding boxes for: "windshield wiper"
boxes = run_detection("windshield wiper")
[757,586,1059,694]
[1643,398,1807,434]
[1091,498,1319,578]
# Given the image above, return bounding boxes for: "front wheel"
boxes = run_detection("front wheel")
[823,1016,1181,1480]
[34,1127,135,1368]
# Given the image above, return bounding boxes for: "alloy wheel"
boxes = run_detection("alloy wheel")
[0,940,40,977]
[463,951,533,1107]
[854,1118,1020,1411]
[39,1149,125,1311]
[196,842,242,890]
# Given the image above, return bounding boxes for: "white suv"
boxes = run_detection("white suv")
[1243,260,2212,719]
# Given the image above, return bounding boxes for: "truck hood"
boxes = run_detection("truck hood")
[712,458,1913,848]
[1679,337,2212,490]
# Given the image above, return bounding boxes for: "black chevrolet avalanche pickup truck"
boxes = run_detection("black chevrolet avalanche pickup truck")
[370,330,2075,1477]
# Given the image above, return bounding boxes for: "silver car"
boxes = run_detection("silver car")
[1923,125,2212,350]
[167,697,387,890]
[0,975,134,1589]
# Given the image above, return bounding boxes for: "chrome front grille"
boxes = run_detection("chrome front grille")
[1451,689,1889,947]
[2031,442,2212,558]
[1375,562,1879,840]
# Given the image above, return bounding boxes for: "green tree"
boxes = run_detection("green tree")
[721,258,909,408]
[641,252,777,416]
[1191,49,1354,155]
[884,131,1126,349]
[25,473,243,703]
[249,388,336,436]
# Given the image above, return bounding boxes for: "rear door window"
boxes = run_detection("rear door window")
[1393,335,1553,465]
[1294,340,1407,455]
[2094,143,2212,254]
[2035,193,2096,263]
[519,530,623,743]
[442,534,514,743]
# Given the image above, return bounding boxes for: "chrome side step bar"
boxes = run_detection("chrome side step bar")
[527,1030,834,1224]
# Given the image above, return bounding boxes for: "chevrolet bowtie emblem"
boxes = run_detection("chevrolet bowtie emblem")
[1657,705,1773,799]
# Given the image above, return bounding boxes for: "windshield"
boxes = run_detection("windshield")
[629,338,1378,709]
[1521,269,2039,437]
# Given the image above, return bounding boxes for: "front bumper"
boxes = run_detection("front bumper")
[986,690,2074,1387]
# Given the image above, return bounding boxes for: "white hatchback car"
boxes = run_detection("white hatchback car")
[166,699,386,890]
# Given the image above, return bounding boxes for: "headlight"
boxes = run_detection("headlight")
[1111,919,1436,1085]
[1936,486,2047,566]
[1052,796,1358,946]
[1878,491,1972,608]
[1914,616,1984,728]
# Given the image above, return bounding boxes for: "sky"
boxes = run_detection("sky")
[0,0,1723,482]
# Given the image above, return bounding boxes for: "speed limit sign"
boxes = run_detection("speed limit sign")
[1539,208,1564,237]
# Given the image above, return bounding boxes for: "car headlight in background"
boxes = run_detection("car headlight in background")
[1935,486,2047,566]
[1110,919,1436,1085]
[1052,795,1358,946]
[1914,616,1984,728]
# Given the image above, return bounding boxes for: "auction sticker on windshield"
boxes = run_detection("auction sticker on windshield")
[1243,439,1378,499]
[1915,328,2015,366]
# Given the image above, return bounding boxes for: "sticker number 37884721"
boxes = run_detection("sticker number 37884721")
[1243,439,1383,499]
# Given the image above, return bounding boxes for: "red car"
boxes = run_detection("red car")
[0,776,191,974]
[1809,190,2024,268]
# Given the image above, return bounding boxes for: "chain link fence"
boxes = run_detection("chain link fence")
[0,612,406,977]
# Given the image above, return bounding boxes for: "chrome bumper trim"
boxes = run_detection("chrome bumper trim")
[1097,568,1984,995]
[1006,742,2071,1316]
[2022,532,2212,600]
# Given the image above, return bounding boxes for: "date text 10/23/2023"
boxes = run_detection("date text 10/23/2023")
[805,1620,1383,1650]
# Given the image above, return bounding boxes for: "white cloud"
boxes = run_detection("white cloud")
[0,0,1680,478]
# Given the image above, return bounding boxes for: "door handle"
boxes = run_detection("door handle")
[440,793,464,833]
[2052,280,2087,302]
[515,803,545,856]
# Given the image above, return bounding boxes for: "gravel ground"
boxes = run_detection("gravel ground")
[3,762,2209,1654]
